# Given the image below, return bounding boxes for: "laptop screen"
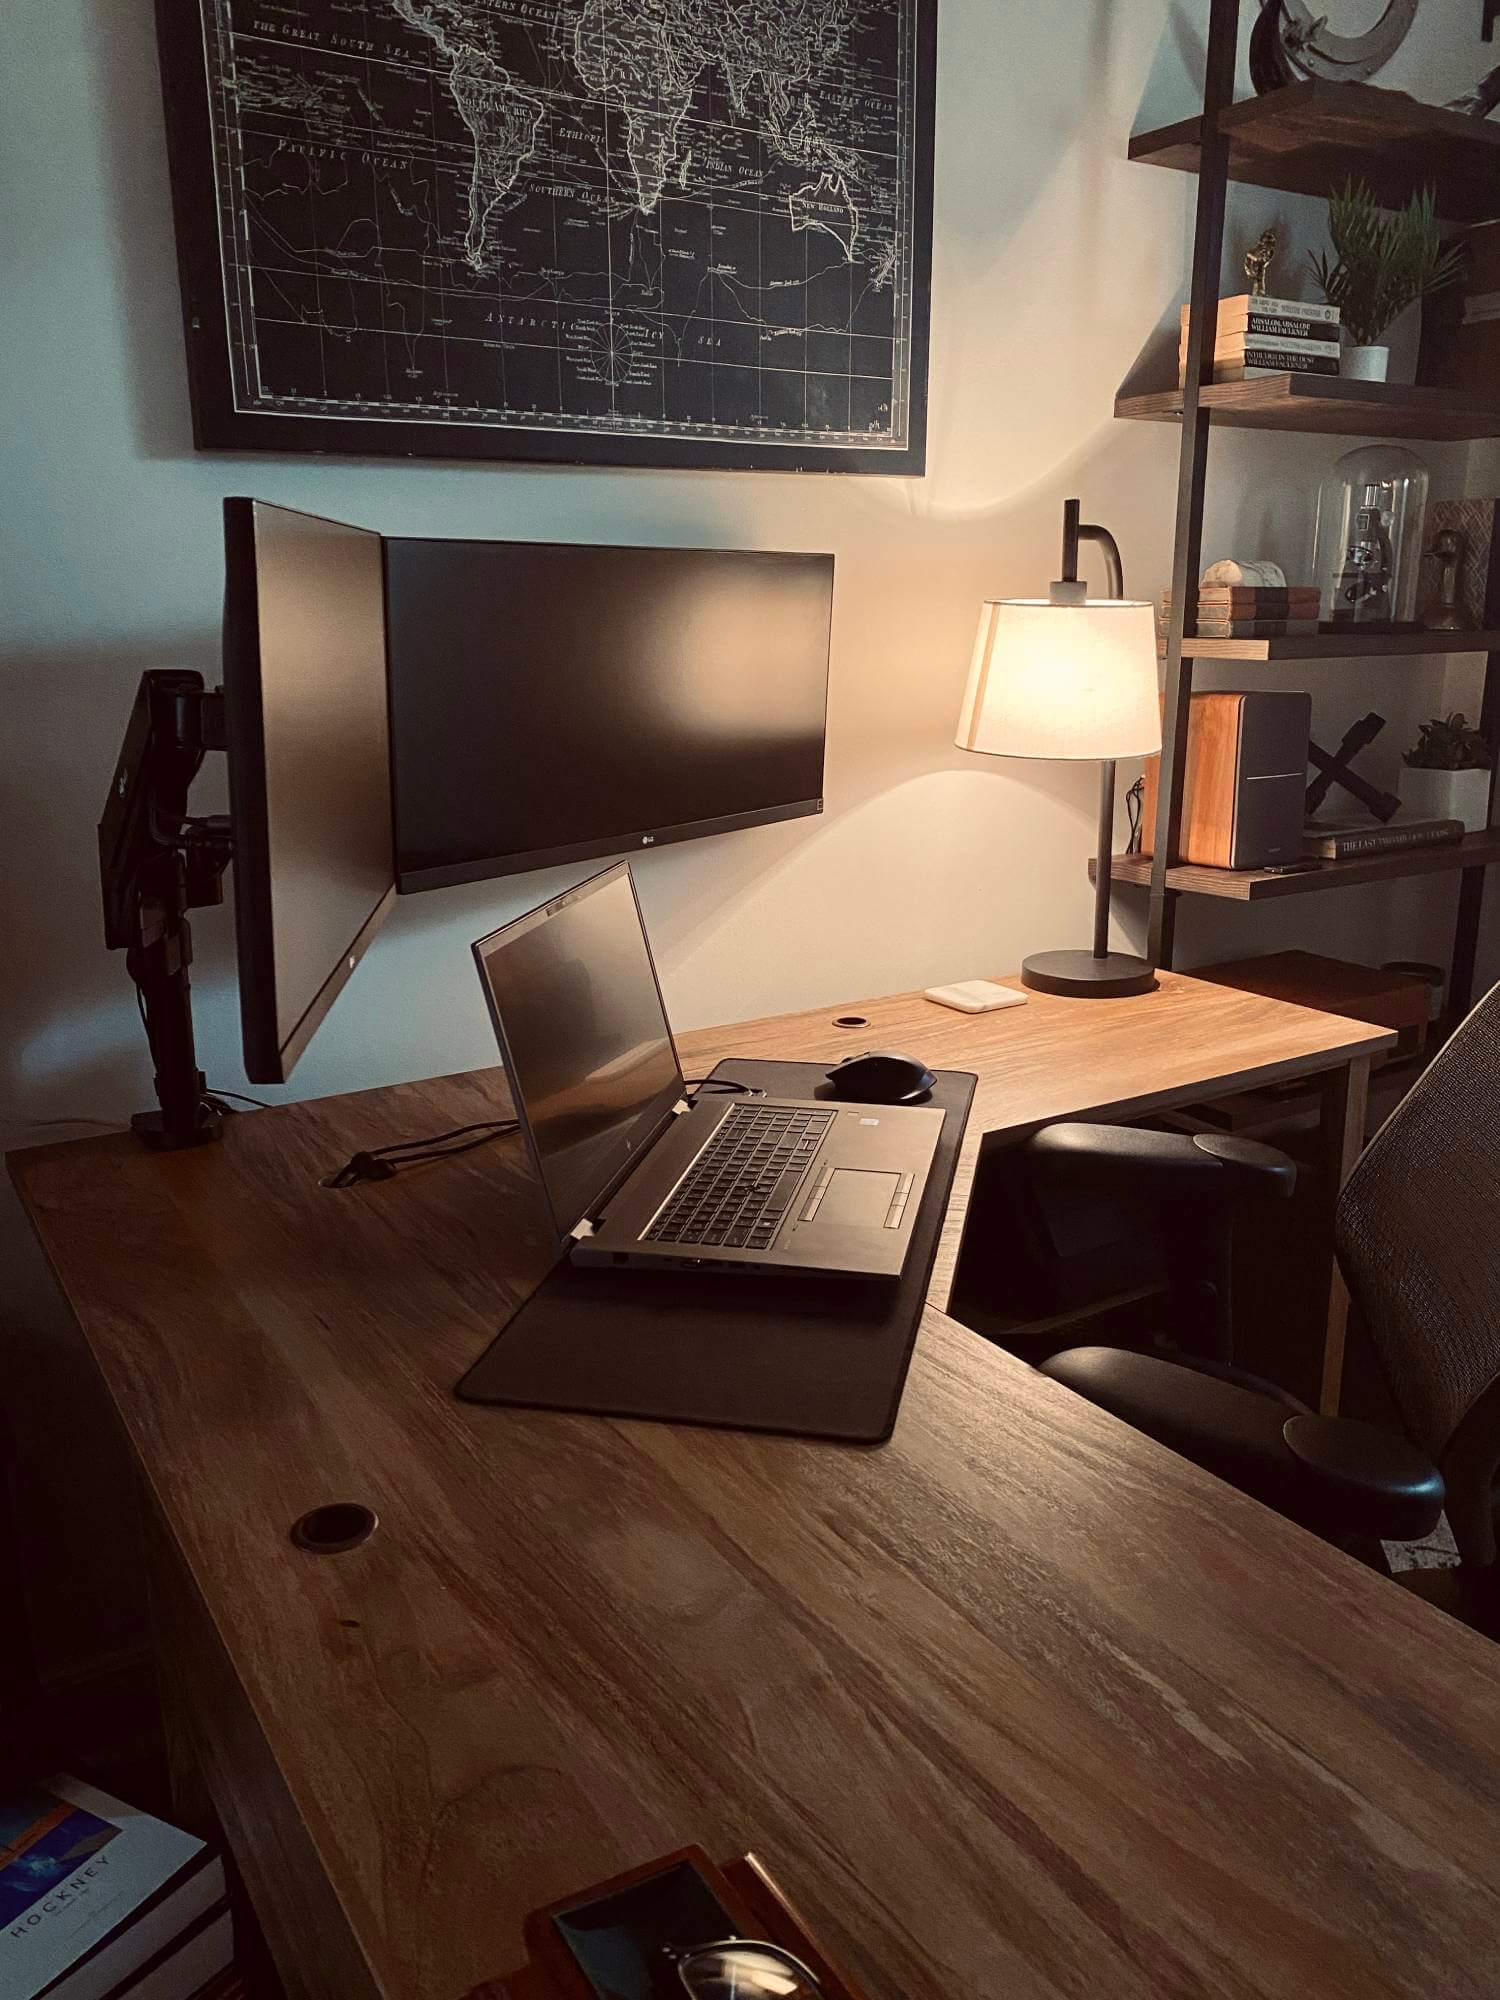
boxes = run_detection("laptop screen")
[472,864,685,1238]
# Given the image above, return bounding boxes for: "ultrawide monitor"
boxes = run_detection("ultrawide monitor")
[384,540,833,891]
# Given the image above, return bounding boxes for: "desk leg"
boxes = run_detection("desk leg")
[1318,1056,1370,1417]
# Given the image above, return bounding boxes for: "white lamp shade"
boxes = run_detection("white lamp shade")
[955,598,1162,762]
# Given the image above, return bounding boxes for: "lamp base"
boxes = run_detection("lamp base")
[1020,950,1158,999]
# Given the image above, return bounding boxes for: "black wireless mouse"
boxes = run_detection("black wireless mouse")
[825,1049,936,1105]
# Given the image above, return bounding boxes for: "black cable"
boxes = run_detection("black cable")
[135,980,155,1059]
[358,1128,517,1171]
[1125,775,1146,856]
[325,1083,759,1190]
[323,1118,518,1189]
[206,1087,271,1110]
[361,1118,518,1157]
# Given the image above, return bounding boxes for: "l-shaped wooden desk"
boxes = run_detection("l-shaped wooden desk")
[13,971,1500,2000]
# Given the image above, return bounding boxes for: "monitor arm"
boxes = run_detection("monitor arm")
[99,670,235,1149]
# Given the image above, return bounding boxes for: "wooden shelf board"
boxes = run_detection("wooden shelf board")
[1177,627,1500,661]
[1100,829,1500,901]
[1129,80,1500,222]
[1117,375,1500,441]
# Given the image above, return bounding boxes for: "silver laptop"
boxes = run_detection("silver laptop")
[471,863,943,1279]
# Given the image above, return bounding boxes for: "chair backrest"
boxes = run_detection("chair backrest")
[1335,978,1500,1562]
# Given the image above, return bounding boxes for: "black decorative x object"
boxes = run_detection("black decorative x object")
[1306,713,1402,822]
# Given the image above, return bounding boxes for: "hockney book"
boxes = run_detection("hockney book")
[0,1777,226,2000]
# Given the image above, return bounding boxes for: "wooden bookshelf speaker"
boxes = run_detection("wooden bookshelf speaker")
[1142,690,1311,868]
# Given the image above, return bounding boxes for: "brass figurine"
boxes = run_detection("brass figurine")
[1423,527,1473,632]
[1244,227,1278,296]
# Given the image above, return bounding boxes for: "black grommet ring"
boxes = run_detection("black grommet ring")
[290,1503,377,1554]
[833,1015,868,1028]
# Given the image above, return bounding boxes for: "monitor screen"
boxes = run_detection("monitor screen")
[385,540,832,891]
[222,500,396,1083]
[471,864,683,1239]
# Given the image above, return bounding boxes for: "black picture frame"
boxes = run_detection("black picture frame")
[152,0,936,474]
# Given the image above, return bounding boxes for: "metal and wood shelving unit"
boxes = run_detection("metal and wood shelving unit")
[1115,1,1500,1021]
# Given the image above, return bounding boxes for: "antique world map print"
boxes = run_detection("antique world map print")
[158,0,935,468]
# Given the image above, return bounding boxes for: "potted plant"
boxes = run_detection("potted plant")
[1401,712,1494,832]
[1310,179,1465,381]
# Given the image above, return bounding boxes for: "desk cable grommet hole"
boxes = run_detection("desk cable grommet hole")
[291,1502,378,1555]
[832,1014,868,1029]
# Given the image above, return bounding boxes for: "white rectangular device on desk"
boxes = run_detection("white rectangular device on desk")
[924,980,1029,1015]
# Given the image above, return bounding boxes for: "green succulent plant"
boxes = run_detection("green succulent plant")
[1309,179,1466,347]
[1404,713,1493,772]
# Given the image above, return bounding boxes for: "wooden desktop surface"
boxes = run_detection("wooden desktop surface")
[679,969,1390,1323]
[17,974,1498,2000]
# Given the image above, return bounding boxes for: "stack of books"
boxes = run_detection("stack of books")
[0,1777,231,2000]
[1163,584,1322,639]
[1178,293,1341,384]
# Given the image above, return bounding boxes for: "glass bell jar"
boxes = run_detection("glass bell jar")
[1313,444,1430,633]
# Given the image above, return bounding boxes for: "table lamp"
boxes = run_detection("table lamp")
[955,499,1161,998]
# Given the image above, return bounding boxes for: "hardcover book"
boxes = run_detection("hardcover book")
[1180,332,1340,359]
[1191,586,1320,599]
[0,1779,226,2000]
[1202,355,1340,381]
[1181,303,1339,344]
[1167,590,1320,614]
[1192,619,1321,638]
[1303,816,1464,859]
[1189,609,1323,624]
[1197,292,1341,324]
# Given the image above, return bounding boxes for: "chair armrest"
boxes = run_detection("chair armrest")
[1039,1346,1292,1498]
[1040,1348,1445,1544]
[1281,1416,1445,1543]
[1024,1123,1297,1209]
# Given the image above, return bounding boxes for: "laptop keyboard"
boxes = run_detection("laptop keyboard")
[642,1104,836,1250]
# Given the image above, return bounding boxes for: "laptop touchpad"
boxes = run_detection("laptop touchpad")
[817,1170,901,1228]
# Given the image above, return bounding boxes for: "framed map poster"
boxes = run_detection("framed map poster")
[153,0,936,472]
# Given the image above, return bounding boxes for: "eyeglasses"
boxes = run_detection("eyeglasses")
[665,1937,823,1998]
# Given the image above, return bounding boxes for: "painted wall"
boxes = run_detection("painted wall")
[2,0,1494,1672]
[5,0,1493,1144]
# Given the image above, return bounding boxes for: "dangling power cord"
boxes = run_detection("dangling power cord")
[1125,776,1146,856]
[323,1119,519,1189]
[323,1081,756,1189]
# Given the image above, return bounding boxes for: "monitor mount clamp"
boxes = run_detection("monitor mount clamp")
[100,670,235,1149]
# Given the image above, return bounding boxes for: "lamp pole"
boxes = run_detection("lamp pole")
[1055,498,1128,974]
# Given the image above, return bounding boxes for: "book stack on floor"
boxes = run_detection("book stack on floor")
[1162,584,1322,640]
[1,1778,231,2000]
[1178,293,1341,384]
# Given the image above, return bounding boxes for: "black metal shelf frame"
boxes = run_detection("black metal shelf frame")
[1133,0,1500,1018]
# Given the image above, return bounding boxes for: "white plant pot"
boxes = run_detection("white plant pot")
[1344,343,1389,382]
[1400,765,1493,834]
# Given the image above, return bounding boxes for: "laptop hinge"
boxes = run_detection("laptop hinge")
[568,1094,700,1239]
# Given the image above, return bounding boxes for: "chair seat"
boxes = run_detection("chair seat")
[1040,1346,1444,1544]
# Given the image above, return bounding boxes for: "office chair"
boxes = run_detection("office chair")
[1030,980,1500,1616]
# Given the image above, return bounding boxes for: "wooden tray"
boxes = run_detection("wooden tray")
[466,1847,872,2000]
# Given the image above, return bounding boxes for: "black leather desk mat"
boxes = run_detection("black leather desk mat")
[455,1058,976,1441]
